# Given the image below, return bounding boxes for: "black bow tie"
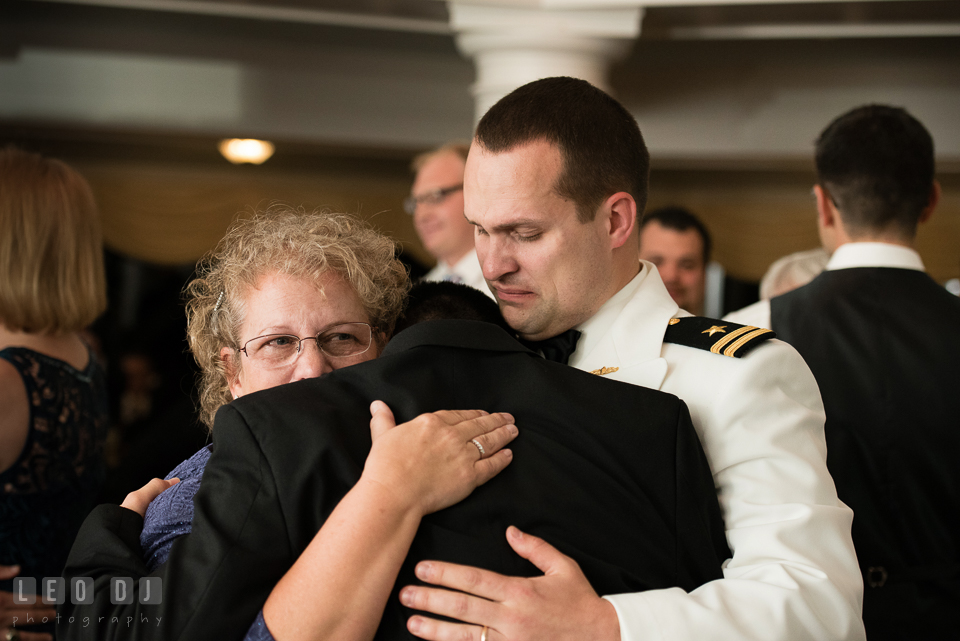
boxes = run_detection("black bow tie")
[520,329,582,365]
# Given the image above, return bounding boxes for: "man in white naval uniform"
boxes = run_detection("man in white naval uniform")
[397,77,864,641]
[407,143,492,296]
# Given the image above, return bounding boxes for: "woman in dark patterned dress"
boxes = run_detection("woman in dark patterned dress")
[0,147,109,641]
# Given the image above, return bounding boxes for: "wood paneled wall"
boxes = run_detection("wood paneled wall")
[649,168,960,283]
[74,157,959,285]
[73,157,431,268]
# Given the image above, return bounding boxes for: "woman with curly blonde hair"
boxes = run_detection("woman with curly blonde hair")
[184,207,410,429]
[86,207,516,641]
[123,207,410,564]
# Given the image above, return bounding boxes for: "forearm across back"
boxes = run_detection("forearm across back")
[263,477,424,641]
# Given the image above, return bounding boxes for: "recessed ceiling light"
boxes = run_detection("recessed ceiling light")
[218,138,275,164]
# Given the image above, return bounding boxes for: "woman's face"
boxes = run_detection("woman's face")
[221,270,379,399]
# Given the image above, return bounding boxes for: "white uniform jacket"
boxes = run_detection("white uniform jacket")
[569,262,865,641]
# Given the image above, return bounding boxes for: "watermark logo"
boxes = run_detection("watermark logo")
[11,576,162,605]
[9,576,165,630]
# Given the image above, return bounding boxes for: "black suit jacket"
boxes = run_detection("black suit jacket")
[61,320,728,641]
[771,268,960,640]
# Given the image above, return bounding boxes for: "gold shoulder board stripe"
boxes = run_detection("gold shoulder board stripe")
[709,325,756,354]
[709,325,773,357]
[723,327,773,357]
[664,316,775,358]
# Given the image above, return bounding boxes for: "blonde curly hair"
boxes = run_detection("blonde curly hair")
[185,207,410,429]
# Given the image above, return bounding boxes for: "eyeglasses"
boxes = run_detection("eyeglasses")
[237,322,373,370]
[403,184,463,215]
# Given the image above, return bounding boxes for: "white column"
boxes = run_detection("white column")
[448,1,645,123]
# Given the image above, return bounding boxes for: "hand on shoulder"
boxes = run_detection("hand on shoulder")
[120,477,181,518]
[362,401,518,517]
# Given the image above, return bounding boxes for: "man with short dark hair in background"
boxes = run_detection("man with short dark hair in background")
[406,143,490,294]
[639,207,711,315]
[728,104,960,640]
[400,77,863,641]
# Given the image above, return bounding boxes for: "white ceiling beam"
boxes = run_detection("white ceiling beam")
[441,0,912,7]
[26,0,453,35]
[665,22,960,39]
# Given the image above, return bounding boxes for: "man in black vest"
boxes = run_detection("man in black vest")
[728,105,960,640]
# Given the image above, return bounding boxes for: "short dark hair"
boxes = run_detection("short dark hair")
[815,105,935,238]
[475,77,650,223]
[394,281,511,336]
[641,206,712,264]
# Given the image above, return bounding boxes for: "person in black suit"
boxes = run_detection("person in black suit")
[728,105,960,640]
[59,293,728,641]
[55,212,519,641]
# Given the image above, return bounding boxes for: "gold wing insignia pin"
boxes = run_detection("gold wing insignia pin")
[590,366,619,376]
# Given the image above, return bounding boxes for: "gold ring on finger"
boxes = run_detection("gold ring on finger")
[479,625,489,641]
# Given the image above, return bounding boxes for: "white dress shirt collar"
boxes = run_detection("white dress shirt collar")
[423,248,492,297]
[427,248,478,279]
[450,249,482,277]
[827,242,925,272]
[723,243,926,330]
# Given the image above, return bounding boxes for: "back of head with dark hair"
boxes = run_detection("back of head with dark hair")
[641,206,712,264]
[815,104,935,238]
[394,281,511,336]
[475,77,650,223]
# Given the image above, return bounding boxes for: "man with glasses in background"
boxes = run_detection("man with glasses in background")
[406,143,491,295]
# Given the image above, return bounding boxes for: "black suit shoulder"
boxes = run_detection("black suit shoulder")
[775,267,960,320]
